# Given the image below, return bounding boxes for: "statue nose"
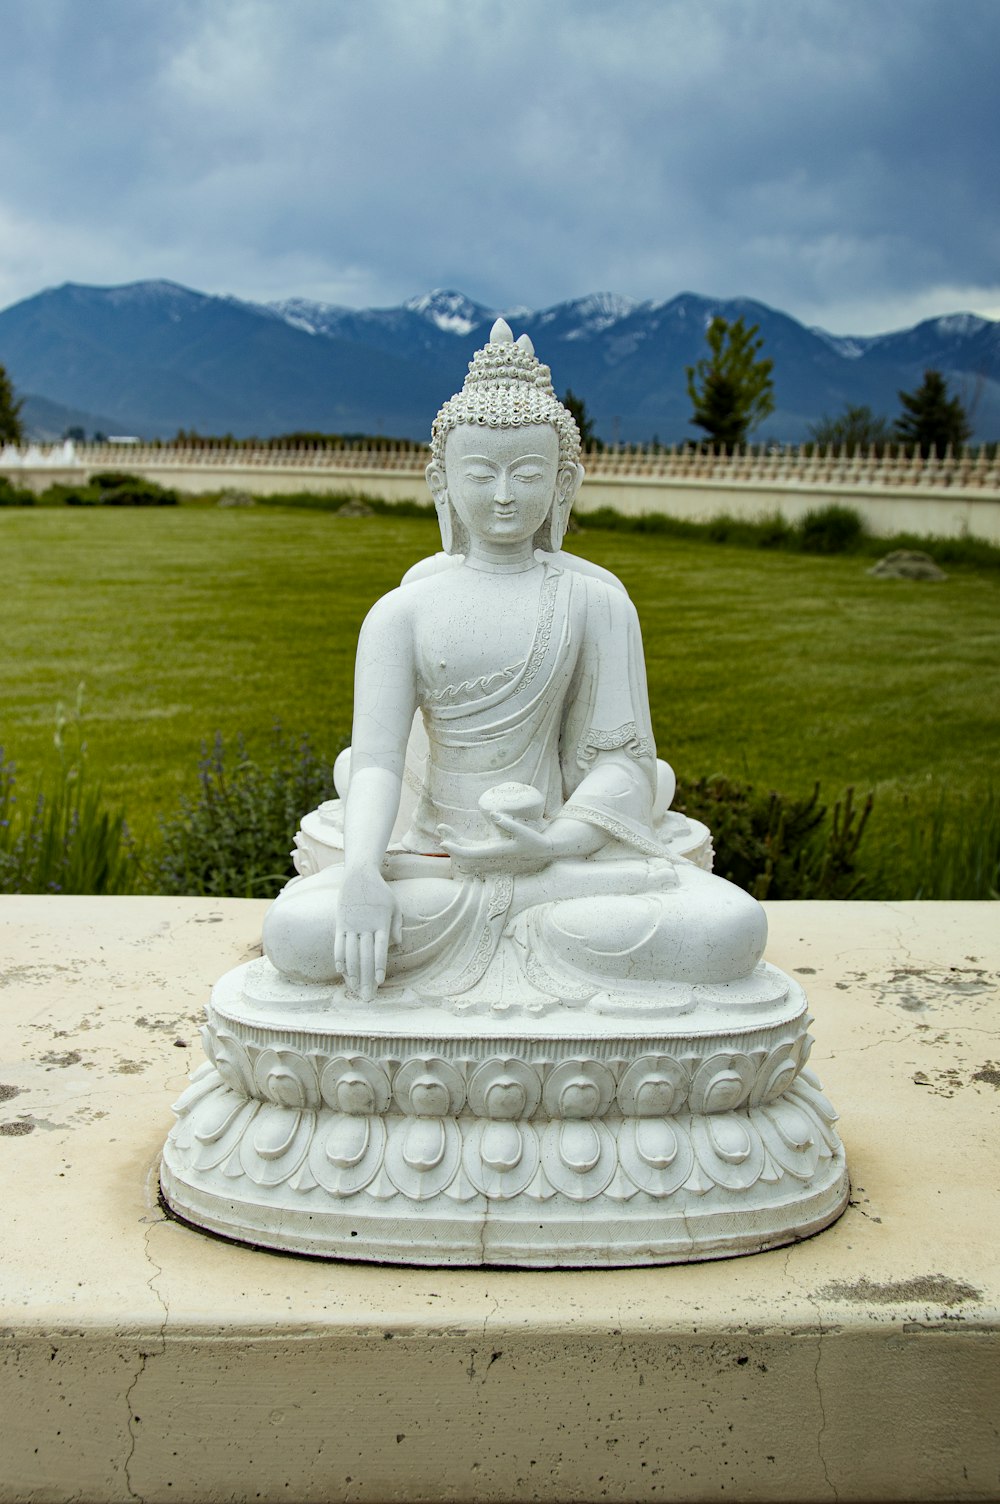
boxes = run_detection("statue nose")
[493,474,513,503]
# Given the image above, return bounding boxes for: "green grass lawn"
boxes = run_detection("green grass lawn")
[2,504,998,879]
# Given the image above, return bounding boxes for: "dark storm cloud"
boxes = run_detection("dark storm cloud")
[0,0,997,331]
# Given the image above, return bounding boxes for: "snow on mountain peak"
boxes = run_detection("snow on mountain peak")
[265,296,351,336]
[809,326,868,359]
[404,290,492,335]
[933,312,989,338]
[560,292,639,339]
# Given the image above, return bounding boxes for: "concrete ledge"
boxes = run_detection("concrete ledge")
[1,896,997,1503]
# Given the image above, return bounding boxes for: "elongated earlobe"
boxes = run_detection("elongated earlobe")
[539,461,584,552]
[425,461,467,556]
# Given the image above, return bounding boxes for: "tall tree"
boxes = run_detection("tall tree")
[893,369,971,457]
[809,405,892,455]
[0,363,23,444]
[685,316,774,450]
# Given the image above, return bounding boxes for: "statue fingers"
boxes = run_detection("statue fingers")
[334,927,346,976]
[358,932,376,1001]
[374,927,389,988]
[438,833,476,859]
[344,931,359,990]
[492,812,546,848]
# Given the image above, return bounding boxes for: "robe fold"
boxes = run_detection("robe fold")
[404,564,664,858]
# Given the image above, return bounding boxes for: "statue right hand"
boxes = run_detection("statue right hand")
[335,866,402,1002]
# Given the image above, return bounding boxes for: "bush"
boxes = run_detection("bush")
[90,471,178,505]
[0,693,137,894]
[41,472,179,507]
[797,504,866,554]
[0,476,35,506]
[865,786,1000,900]
[674,775,873,899]
[153,725,342,897]
[257,489,434,519]
[754,511,796,549]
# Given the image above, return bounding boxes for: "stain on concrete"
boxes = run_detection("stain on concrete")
[913,1061,1000,1097]
[0,1084,21,1103]
[847,1190,882,1224]
[38,1049,82,1068]
[0,963,74,989]
[857,965,995,1015]
[818,1274,983,1306]
[113,1059,148,1075]
[911,1066,965,1098]
[0,1120,35,1136]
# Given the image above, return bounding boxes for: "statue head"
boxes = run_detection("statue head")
[426,318,585,554]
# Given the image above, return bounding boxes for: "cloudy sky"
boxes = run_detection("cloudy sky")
[1,0,997,334]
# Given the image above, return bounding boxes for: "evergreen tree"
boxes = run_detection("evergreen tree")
[0,363,23,444]
[893,369,971,457]
[686,316,774,450]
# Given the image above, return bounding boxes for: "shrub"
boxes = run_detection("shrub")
[753,511,795,549]
[257,489,434,519]
[0,476,35,506]
[865,786,1000,900]
[153,724,342,898]
[91,471,179,506]
[797,504,866,554]
[0,693,137,895]
[42,472,179,506]
[673,775,873,899]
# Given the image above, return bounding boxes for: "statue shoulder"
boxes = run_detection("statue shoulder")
[571,567,643,637]
[358,581,419,648]
[360,566,456,635]
[542,549,628,595]
[400,552,459,586]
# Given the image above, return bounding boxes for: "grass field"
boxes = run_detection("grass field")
[2,503,998,888]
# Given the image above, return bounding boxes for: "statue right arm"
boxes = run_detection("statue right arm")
[336,593,418,998]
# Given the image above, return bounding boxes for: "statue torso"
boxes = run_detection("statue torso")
[411,563,550,705]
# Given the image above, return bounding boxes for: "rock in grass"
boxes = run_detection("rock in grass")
[868,549,947,581]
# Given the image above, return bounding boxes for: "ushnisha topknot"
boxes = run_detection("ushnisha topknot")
[431,317,582,467]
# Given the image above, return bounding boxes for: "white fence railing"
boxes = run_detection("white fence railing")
[2,440,999,490]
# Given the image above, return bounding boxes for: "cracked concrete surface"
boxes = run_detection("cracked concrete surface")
[0,895,997,1503]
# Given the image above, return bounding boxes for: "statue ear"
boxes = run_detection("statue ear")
[538,461,585,553]
[425,461,467,556]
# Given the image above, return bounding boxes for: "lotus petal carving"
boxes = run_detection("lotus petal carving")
[320,1055,391,1115]
[689,1053,756,1114]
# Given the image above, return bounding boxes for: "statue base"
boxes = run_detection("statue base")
[161,959,849,1266]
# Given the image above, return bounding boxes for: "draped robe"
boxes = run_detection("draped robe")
[266,560,766,1007]
[405,563,665,859]
[369,562,693,1006]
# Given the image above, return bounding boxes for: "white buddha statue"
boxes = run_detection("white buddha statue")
[262,320,767,1016]
[163,320,848,1265]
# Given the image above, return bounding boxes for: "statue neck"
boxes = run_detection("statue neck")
[463,540,540,574]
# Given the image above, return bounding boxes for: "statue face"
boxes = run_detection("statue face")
[444,424,560,546]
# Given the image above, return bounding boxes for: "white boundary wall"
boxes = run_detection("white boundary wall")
[3,441,1000,541]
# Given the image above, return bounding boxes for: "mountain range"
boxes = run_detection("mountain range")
[2,280,997,445]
